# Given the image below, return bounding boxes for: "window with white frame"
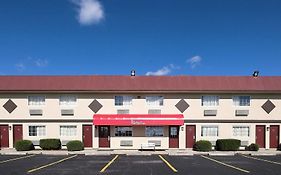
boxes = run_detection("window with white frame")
[115,126,132,136]
[233,96,250,106]
[202,96,219,106]
[60,126,77,136]
[201,126,218,136]
[28,126,46,136]
[146,96,164,106]
[115,96,132,106]
[145,126,164,137]
[59,96,76,106]
[233,126,250,137]
[28,96,45,106]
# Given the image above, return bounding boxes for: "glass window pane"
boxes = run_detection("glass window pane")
[145,126,164,137]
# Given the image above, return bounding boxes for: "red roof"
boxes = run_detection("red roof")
[0,75,281,92]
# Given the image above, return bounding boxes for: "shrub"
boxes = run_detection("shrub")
[277,144,281,151]
[193,140,212,152]
[15,140,34,151]
[66,140,84,151]
[216,139,241,151]
[39,139,61,150]
[245,143,259,151]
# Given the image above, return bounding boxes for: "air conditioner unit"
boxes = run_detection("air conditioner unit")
[61,109,74,116]
[235,110,249,116]
[117,109,129,114]
[148,109,161,114]
[204,110,217,116]
[29,109,43,116]
[120,140,133,146]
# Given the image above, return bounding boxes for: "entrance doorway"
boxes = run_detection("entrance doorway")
[186,125,196,148]
[169,126,179,148]
[99,126,110,148]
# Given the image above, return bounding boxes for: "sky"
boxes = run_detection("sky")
[0,0,281,76]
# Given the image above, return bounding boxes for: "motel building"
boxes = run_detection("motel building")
[0,73,281,150]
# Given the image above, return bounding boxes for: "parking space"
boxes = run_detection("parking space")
[105,155,176,175]
[0,154,281,175]
[210,155,281,175]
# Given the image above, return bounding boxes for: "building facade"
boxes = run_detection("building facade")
[0,75,281,150]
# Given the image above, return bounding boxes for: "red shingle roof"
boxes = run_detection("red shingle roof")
[0,75,281,92]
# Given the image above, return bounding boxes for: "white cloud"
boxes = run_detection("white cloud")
[35,59,48,67]
[146,64,180,76]
[186,55,202,68]
[15,63,25,71]
[72,0,104,25]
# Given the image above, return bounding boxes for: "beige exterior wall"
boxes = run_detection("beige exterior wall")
[1,93,281,149]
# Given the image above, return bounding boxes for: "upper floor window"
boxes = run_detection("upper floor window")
[202,96,219,106]
[233,96,250,106]
[146,96,164,106]
[60,96,76,106]
[115,96,132,106]
[28,96,45,106]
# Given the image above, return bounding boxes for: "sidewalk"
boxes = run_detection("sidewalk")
[1,148,281,156]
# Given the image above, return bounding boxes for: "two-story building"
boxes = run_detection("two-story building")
[0,75,281,150]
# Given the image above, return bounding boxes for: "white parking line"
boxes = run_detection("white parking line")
[201,155,250,173]
[241,154,281,165]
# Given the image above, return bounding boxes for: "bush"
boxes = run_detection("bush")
[193,140,212,152]
[245,143,259,151]
[15,140,34,151]
[216,139,241,151]
[39,139,61,150]
[66,140,84,151]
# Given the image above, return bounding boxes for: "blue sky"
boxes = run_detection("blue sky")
[0,0,281,76]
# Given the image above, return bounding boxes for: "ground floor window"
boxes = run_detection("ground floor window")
[145,126,164,137]
[233,126,250,137]
[60,125,77,136]
[29,125,46,136]
[201,126,218,136]
[115,126,132,136]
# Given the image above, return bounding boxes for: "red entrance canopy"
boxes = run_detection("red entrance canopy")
[93,114,184,126]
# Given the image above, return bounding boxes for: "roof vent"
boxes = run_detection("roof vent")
[253,70,259,77]
[131,70,136,76]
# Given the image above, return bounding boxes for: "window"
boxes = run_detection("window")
[115,126,132,136]
[115,96,132,106]
[233,96,250,106]
[60,96,76,106]
[146,96,164,106]
[29,126,46,136]
[202,96,219,106]
[145,126,164,137]
[233,126,250,137]
[201,126,218,136]
[60,126,77,136]
[28,96,45,106]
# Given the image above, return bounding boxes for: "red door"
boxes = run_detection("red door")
[99,126,110,148]
[169,126,179,148]
[0,125,9,148]
[270,125,279,148]
[186,125,196,148]
[256,125,265,148]
[13,125,23,146]
[83,125,92,147]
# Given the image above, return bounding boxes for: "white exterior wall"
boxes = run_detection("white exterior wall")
[0,93,281,149]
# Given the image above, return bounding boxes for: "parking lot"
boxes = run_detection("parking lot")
[0,154,281,175]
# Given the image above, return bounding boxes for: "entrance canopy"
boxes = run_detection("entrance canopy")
[93,114,184,126]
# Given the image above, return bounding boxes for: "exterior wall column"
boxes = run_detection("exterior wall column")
[9,124,13,148]
[265,124,270,149]
[179,125,185,149]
